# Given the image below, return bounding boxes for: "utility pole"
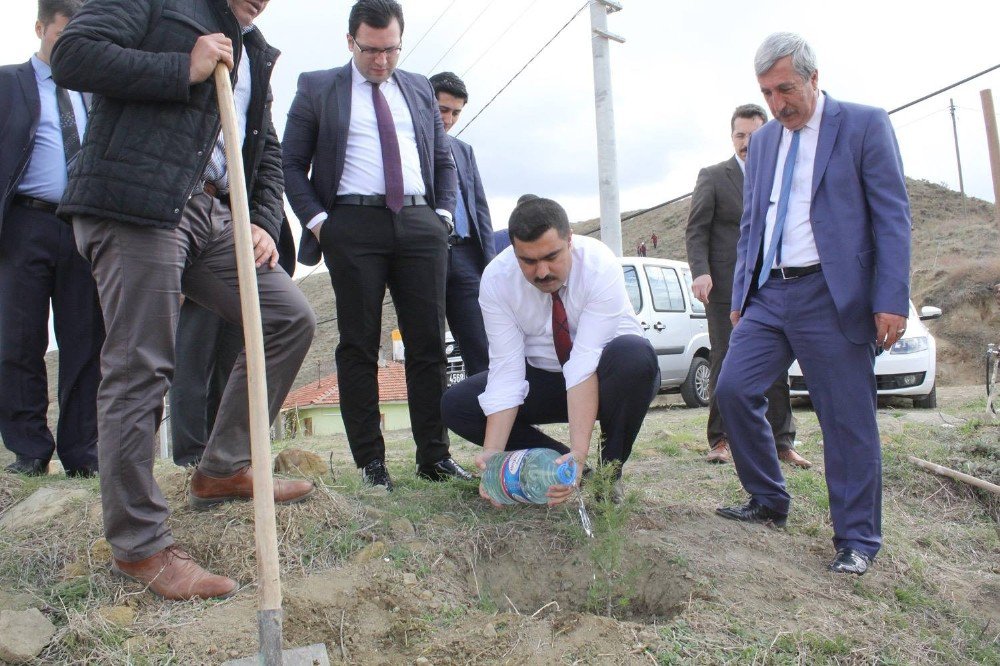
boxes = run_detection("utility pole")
[589,0,624,256]
[949,98,966,198]
[981,89,1000,230]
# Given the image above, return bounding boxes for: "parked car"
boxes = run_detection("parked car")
[788,301,942,408]
[444,331,465,387]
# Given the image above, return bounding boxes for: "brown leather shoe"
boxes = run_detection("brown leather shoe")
[706,439,731,464]
[189,466,315,509]
[778,448,813,469]
[112,545,236,600]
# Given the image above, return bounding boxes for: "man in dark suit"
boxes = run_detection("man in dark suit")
[283,0,473,490]
[685,104,809,469]
[0,0,103,478]
[429,71,495,377]
[715,33,912,575]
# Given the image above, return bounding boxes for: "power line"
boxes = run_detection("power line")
[460,0,542,78]
[399,0,458,68]
[456,0,590,137]
[427,0,502,75]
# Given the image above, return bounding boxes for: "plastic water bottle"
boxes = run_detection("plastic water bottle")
[480,448,577,505]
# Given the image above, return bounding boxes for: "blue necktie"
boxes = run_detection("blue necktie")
[453,183,470,238]
[758,129,801,288]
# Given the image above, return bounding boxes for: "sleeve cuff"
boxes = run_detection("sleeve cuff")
[306,212,328,230]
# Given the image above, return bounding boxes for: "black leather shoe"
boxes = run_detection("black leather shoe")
[66,464,98,478]
[827,548,872,575]
[416,457,475,482]
[715,499,787,528]
[361,459,393,491]
[5,455,48,476]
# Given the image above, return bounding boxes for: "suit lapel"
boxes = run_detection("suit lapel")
[724,155,743,200]
[16,61,40,121]
[396,71,430,180]
[755,123,781,228]
[812,94,842,199]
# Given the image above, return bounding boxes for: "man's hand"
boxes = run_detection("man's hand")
[874,312,907,352]
[730,310,741,327]
[691,274,713,304]
[250,224,279,269]
[310,223,323,242]
[190,34,234,84]
[544,451,583,507]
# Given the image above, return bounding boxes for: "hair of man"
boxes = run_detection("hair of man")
[429,71,468,103]
[515,193,539,207]
[349,0,405,38]
[38,0,82,24]
[731,103,768,131]
[508,197,570,243]
[754,32,817,79]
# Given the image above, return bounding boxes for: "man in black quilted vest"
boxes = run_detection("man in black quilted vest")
[50,0,316,601]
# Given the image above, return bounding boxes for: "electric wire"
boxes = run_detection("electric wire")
[427,0,503,74]
[460,0,542,78]
[398,0,459,67]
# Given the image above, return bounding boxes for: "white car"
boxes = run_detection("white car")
[788,301,942,408]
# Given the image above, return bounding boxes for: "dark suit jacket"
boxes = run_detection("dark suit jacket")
[282,62,458,266]
[449,135,495,265]
[685,155,743,305]
[0,61,41,237]
[734,94,912,344]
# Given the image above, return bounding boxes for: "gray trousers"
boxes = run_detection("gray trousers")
[73,193,315,562]
[707,301,794,451]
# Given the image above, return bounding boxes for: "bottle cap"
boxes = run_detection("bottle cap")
[555,458,576,485]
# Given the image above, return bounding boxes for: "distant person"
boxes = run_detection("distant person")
[639,241,647,257]
[0,0,104,478]
[442,198,660,504]
[651,233,658,249]
[282,0,473,490]
[685,103,809,469]
[714,33,911,576]
[429,71,495,377]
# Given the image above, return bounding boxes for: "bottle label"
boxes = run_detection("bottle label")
[500,450,531,503]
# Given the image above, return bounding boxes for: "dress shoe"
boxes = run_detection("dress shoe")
[827,547,872,575]
[189,466,314,509]
[715,499,787,528]
[5,455,48,476]
[362,459,394,491]
[778,448,813,469]
[66,463,98,478]
[706,439,731,464]
[416,457,475,482]
[112,545,236,600]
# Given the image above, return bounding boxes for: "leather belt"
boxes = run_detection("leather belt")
[201,181,230,205]
[769,264,822,280]
[13,195,59,214]
[334,194,427,208]
[448,234,470,246]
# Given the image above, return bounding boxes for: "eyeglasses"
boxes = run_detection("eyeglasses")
[352,40,402,57]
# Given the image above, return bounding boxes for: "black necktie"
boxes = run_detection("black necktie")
[55,85,81,164]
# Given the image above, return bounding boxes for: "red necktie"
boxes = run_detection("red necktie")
[551,291,572,366]
[371,81,404,213]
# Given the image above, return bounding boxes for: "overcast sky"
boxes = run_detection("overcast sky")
[4,0,999,229]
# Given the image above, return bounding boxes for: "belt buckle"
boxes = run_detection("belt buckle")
[779,267,790,280]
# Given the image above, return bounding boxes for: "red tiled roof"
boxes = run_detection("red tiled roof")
[282,362,408,410]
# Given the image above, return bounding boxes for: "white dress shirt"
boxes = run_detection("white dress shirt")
[477,235,644,416]
[735,153,746,175]
[762,92,826,269]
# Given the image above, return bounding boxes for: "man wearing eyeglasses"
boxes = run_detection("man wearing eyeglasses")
[284,0,471,491]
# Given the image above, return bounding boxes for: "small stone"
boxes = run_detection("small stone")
[273,449,328,478]
[482,623,497,639]
[389,518,416,538]
[352,541,388,565]
[61,561,88,580]
[419,590,433,600]
[0,591,34,612]
[415,658,432,665]
[97,606,136,627]
[0,487,89,531]
[230,649,240,657]
[402,573,418,586]
[0,608,57,663]
[90,538,113,565]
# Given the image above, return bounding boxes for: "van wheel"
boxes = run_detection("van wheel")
[912,385,937,409]
[681,356,711,408]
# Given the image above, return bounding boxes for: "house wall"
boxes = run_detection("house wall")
[281,401,411,437]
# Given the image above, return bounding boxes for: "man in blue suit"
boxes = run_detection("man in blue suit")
[429,71,495,377]
[0,0,104,478]
[283,0,473,490]
[714,33,911,576]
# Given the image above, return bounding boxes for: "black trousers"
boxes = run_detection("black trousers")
[0,204,104,470]
[445,241,489,376]
[168,300,243,466]
[441,335,660,466]
[321,203,451,468]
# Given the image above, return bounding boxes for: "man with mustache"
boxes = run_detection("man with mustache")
[685,103,809,469]
[441,198,660,504]
[714,33,911,575]
[50,0,316,600]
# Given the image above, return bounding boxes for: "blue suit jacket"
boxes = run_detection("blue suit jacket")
[0,61,41,237]
[449,134,495,264]
[282,62,458,266]
[733,94,912,344]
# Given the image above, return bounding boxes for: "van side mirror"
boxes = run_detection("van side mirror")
[918,306,942,321]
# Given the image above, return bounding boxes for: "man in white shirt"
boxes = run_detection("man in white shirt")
[441,198,660,504]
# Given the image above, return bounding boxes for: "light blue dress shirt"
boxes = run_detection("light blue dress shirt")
[17,55,87,203]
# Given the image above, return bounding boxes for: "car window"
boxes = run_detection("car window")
[644,265,685,312]
[682,271,705,314]
[622,265,642,314]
